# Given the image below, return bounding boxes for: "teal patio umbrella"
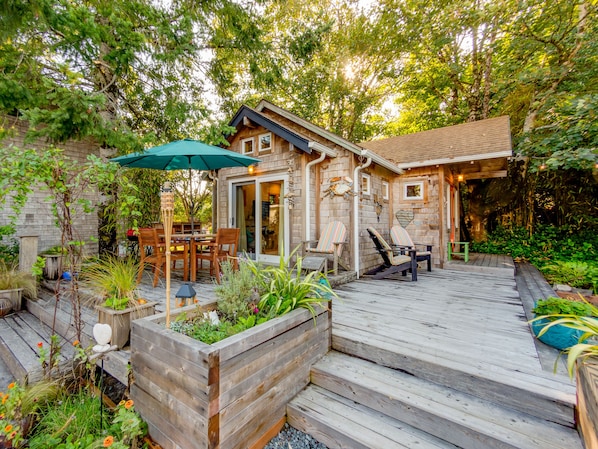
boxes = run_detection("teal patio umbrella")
[111,138,261,231]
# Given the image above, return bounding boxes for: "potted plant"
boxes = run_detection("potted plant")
[40,246,68,281]
[531,296,597,351]
[532,297,598,448]
[0,260,37,316]
[82,256,156,349]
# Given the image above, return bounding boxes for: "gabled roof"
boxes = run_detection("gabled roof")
[256,100,365,156]
[360,116,512,169]
[228,105,312,153]
[229,100,403,174]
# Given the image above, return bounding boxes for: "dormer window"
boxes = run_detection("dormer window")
[241,138,254,155]
[258,133,272,153]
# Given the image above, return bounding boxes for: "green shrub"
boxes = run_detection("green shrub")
[214,259,260,320]
[532,297,596,318]
[471,224,598,266]
[540,261,598,292]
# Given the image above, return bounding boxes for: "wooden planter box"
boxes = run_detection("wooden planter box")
[96,301,157,349]
[42,254,65,280]
[0,288,23,316]
[577,359,598,449]
[130,304,331,449]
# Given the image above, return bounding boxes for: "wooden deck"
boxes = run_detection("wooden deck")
[443,252,516,275]
[0,258,584,448]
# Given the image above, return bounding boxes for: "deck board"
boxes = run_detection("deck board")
[336,266,567,379]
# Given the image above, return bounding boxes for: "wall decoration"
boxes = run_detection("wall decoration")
[374,195,384,222]
[395,210,414,227]
[324,176,356,199]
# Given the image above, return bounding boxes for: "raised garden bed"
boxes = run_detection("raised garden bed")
[130,302,331,449]
[577,359,598,449]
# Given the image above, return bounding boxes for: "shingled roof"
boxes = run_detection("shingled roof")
[360,116,512,169]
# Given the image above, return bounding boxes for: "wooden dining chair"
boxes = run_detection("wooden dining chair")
[137,227,189,287]
[196,228,240,282]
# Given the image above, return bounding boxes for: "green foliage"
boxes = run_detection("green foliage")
[540,261,598,292]
[533,297,596,318]
[0,239,18,265]
[215,260,260,320]
[82,257,139,309]
[246,250,336,318]
[470,225,598,266]
[0,260,37,298]
[27,390,146,449]
[531,298,598,377]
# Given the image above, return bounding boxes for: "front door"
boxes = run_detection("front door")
[230,176,288,263]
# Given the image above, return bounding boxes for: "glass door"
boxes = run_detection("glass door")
[230,176,288,263]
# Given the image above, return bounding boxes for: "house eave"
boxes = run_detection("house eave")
[397,150,513,170]
[229,105,312,153]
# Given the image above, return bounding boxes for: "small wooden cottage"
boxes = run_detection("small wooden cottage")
[217,100,512,276]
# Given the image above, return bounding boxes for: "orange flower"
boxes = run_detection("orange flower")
[4,424,13,433]
[72,340,80,346]
[7,383,15,390]
[124,399,134,409]
[2,396,8,404]
[103,436,114,447]
[9,431,16,439]
[37,342,43,348]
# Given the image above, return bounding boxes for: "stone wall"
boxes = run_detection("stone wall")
[0,115,101,255]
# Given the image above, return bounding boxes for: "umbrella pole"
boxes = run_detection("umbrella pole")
[189,167,195,234]
[161,184,175,328]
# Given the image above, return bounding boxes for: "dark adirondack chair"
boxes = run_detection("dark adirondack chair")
[390,224,433,272]
[365,227,418,281]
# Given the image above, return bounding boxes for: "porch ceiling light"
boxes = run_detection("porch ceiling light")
[248,164,256,175]
[457,174,464,182]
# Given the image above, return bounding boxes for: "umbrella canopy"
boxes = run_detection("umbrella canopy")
[111,139,261,233]
[110,138,260,170]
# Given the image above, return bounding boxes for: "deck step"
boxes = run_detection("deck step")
[290,351,582,449]
[332,326,576,427]
[0,310,77,383]
[288,385,460,449]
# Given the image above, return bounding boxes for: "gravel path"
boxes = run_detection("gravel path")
[264,423,328,449]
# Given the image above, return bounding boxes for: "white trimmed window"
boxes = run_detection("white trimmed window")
[258,133,272,152]
[403,180,424,201]
[382,181,389,200]
[361,173,371,196]
[241,138,254,155]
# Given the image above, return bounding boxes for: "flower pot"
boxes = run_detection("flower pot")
[96,301,157,349]
[42,254,65,280]
[531,317,587,350]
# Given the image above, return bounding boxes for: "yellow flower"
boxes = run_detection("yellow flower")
[103,435,114,447]
[118,400,125,406]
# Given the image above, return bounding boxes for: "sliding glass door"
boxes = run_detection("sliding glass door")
[230,175,288,263]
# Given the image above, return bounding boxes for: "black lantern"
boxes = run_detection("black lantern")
[175,283,197,307]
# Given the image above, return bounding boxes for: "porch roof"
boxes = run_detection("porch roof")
[360,116,513,170]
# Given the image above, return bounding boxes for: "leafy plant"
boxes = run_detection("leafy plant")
[532,297,596,318]
[82,257,140,310]
[0,260,37,298]
[532,296,598,377]
[247,249,336,318]
[215,259,261,320]
[540,261,598,293]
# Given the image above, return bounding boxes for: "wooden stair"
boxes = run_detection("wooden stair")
[288,347,580,449]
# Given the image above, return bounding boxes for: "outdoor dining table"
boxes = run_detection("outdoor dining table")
[170,233,215,282]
